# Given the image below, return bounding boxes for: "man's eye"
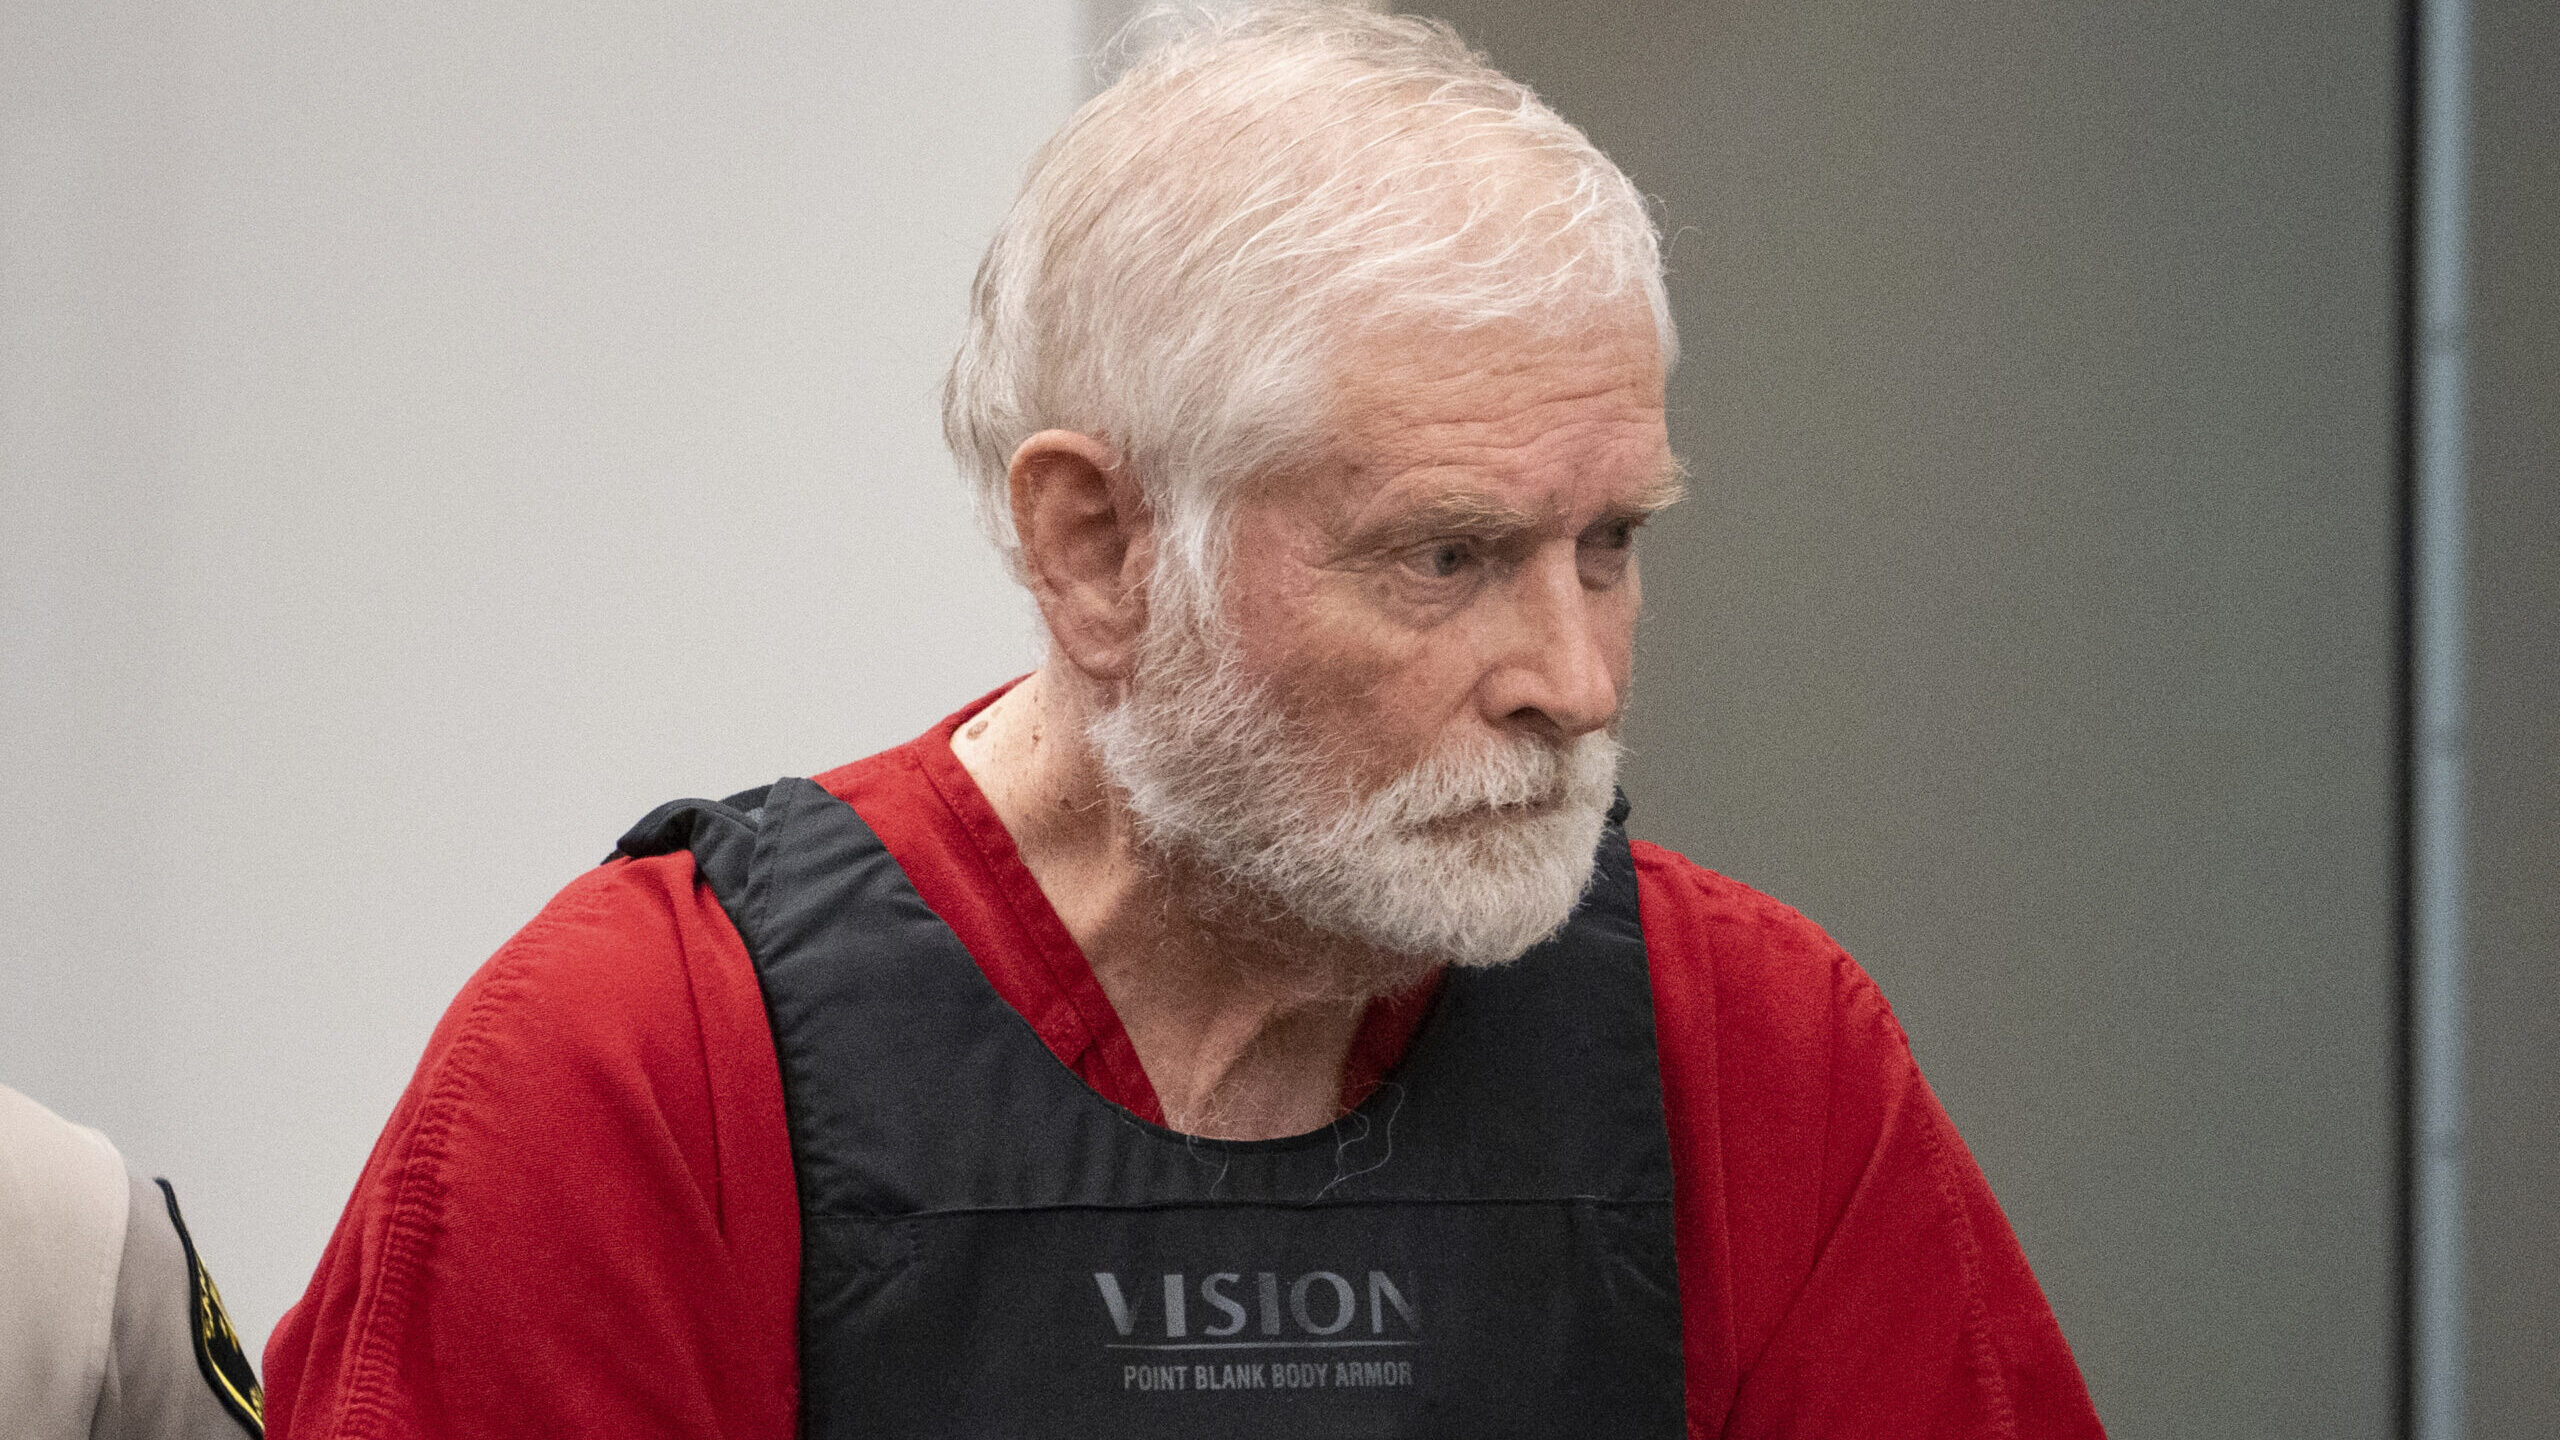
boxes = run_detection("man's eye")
[1410,540,1475,579]
[1588,520,1637,551]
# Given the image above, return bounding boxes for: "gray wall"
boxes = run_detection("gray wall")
[1418,2,2405,1436]
[2467,0,2559,1432]
[1,2,1078,1353]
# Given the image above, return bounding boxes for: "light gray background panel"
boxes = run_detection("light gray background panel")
[1,0,1079,1354]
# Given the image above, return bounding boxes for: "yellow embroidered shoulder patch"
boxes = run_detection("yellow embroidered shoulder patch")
[155,1179,265,1438]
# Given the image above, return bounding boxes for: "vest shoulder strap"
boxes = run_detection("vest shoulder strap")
[610,785,774,881]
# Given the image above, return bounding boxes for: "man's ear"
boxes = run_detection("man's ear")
[1008,429,1154,681]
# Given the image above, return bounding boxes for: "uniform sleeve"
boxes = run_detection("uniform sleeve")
[91,1171,263,1440]
[1633,843,2104,1439]
[0,1085,131,1440]
[259,855,800,1440]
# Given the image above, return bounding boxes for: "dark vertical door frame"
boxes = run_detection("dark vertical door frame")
[2400,0,2470,1434]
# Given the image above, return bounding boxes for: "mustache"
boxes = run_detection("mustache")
[1371,729,1622,829]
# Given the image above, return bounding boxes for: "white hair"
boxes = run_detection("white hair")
[941,1,1674,590]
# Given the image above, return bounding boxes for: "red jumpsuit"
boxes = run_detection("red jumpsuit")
[264,694,2105,1438]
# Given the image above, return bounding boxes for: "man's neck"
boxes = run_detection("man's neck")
[948,667,1373,1140]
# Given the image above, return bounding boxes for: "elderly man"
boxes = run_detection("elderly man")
[267,7,2103,1437]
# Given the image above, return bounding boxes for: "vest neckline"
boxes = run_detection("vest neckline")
[810,680,1443,1132]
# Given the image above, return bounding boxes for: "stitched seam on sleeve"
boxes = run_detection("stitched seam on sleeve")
[331,891,602,1438]
[1911,1071,2022,1440]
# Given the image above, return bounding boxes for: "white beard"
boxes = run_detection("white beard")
[1087,585,1621,979]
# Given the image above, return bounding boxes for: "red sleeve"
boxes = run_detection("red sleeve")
[1635,841,2105,1439]
[261,854,801,1440]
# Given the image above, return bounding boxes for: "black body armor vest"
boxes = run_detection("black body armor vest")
[617,776,1684,1439]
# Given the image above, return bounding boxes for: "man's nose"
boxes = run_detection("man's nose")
[1478,549,1625,740]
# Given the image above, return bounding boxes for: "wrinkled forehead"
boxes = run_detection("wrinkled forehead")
[1288,311,1679,521]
